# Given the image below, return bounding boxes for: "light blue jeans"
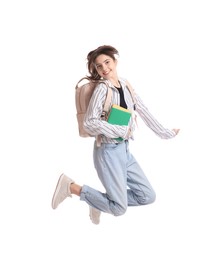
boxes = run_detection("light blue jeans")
[80,140,156,216]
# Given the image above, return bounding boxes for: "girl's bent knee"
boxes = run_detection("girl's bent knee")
[147,190,156,204]
[139,191,156,205]
[112,206,127,216]
[149,191,156,204]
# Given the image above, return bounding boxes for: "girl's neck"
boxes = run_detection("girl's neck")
[108,78,120,88]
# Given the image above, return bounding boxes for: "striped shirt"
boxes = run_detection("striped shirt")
[84,77,176,144]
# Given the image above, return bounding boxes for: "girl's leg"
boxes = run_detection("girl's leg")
[80,141,129,216]
[126,141,156,206]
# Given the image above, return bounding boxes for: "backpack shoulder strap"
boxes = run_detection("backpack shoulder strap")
[125,79,139,128]
[95,80,113,114]
[96,81,112,147]
[103,86,112,113]
[125,80,137,110]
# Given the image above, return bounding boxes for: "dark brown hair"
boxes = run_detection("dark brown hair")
[86,45,119,80]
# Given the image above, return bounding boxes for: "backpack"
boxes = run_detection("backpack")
[75,77,136,138]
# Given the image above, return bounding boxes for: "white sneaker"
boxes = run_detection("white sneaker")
[89,206,101,225]
[51,174,74,209]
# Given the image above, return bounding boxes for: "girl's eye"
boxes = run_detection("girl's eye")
[96,65,102,70]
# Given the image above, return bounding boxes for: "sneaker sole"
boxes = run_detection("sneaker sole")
[89,207,101,225]
[51,173,65,209]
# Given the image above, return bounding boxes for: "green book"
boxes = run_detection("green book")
[107,104,132,141]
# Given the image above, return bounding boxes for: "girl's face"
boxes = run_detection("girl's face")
[94,54,117,80]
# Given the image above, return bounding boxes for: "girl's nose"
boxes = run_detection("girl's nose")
[102,64,107,70]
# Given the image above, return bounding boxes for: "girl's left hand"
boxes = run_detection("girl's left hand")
[172,129,180,135]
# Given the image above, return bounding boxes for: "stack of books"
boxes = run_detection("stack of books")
[107,104,131,141]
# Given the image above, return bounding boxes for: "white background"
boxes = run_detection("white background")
[0,0,217,259]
